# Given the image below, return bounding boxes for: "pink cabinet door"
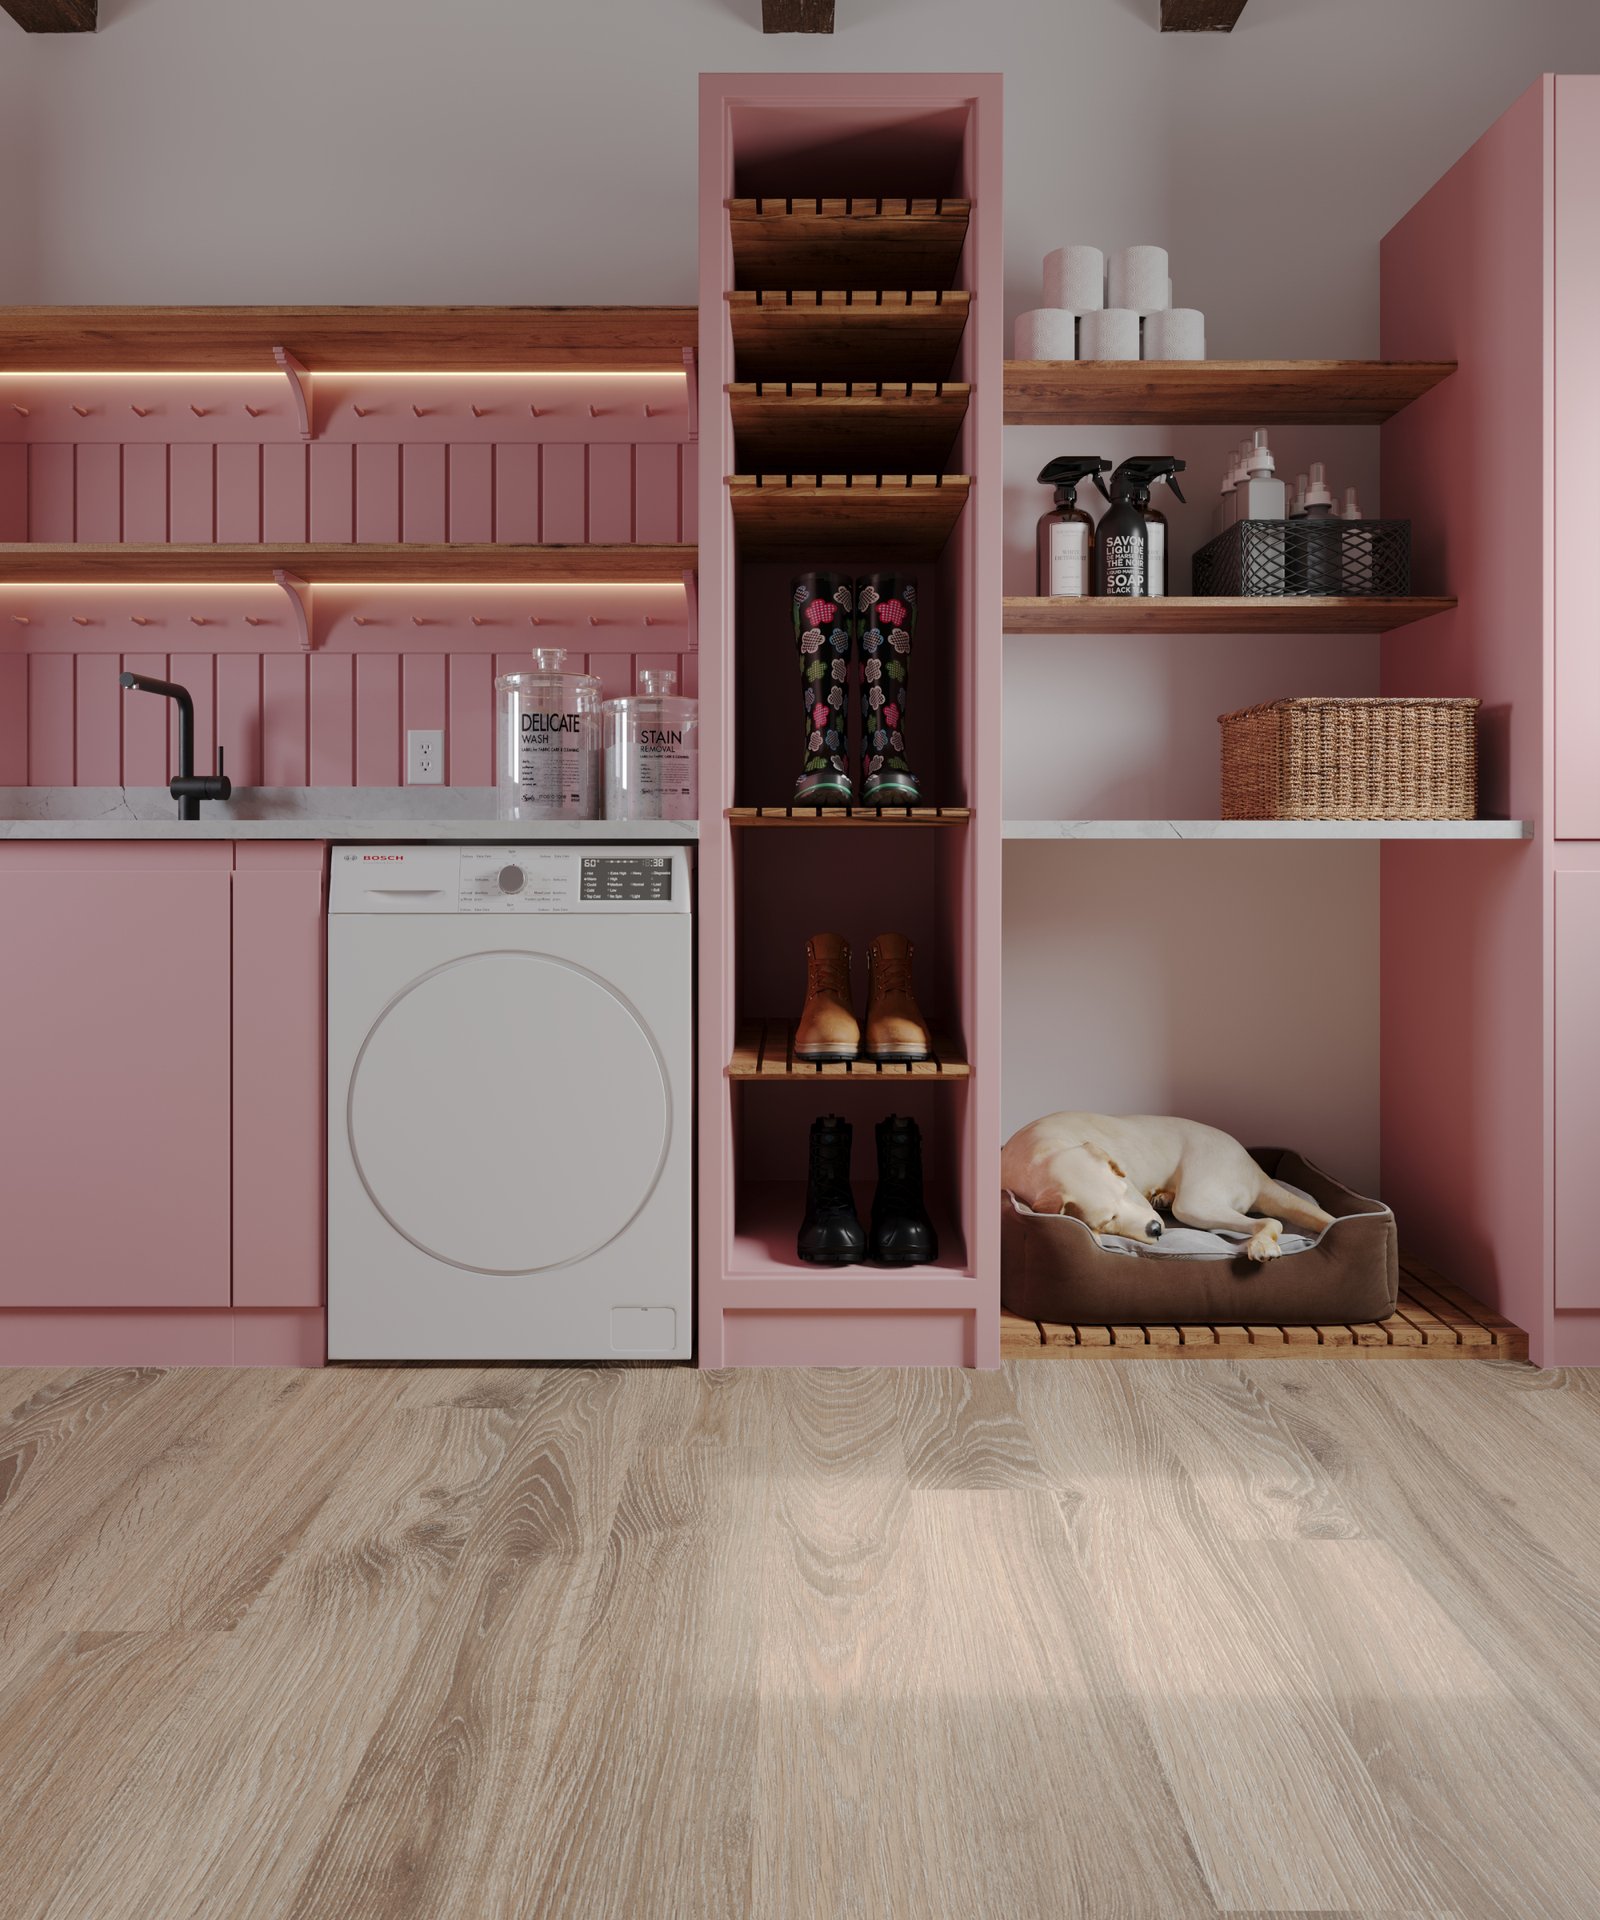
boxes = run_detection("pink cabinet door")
[1556,868,1600,1307]
[232,845,327,1306]
[0,845,233,1308]
[1554,75,1600,838]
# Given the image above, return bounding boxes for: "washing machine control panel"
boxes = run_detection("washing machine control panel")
[329,844,690,914]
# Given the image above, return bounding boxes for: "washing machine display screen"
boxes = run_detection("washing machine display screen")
[580,856,672,903]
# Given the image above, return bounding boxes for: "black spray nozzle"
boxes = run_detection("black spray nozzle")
[1037,456,1110,503]
[1107,455,1188,505]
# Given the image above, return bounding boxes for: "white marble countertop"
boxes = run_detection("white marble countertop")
[1003,818,1534,840]
[0,789,699,843]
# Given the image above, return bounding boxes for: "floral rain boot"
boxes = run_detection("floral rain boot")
[792,572,853,806]
[856,572,921,807]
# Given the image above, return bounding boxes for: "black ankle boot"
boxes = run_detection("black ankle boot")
[870,1115,938,1265]
[798,1115,866,1265]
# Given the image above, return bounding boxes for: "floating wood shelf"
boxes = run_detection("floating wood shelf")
[1002,1258,1527,1361]
[727,805,971,826]
[728,198,971,291]
[728,1019,970,1079]
[0,307,698,372]
[1004,359,1456,426]
[0,543,697,584]
[1004,819,1533,841]
[1003,595,1456,634]
[728,381,970,468]
[728,474,970,558]
[727,290,970,380]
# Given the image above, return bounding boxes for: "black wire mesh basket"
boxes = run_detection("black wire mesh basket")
[1192,518,1412,598]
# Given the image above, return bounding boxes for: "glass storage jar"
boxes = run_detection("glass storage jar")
[602,669,699,821]
[495,649,601,821]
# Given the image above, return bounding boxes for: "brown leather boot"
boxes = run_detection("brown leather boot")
[864,933,931,1062]
[795,933,860,1062]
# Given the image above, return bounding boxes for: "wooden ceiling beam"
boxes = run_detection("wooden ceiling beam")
[1161,0,1247,29]
[1,0,97,29]
[762,0,835,30]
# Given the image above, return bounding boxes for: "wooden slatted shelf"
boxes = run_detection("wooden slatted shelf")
[728,474,970,559]
[728,197,971,291]
[1001,1258,1528,1361]
[728,1018,970,1080]
[1004,359,1457,426]
[728,381,970,468]
[727,290,970,381]
[0,306,698,372]
[1003,595,1456,635]
[727,805,970,827]
[0,543,697,584]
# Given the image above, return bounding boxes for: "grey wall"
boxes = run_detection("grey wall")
[3,0,1599,346]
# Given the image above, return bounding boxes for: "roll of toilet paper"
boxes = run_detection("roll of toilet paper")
[1079,307,1140,362]
[1043,246,1104,312]
[1108,245,1170,313]
[1014,308,1077,361]
[1143,308,1205,360]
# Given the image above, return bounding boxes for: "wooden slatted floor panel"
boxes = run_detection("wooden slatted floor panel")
[726,805,971,827]
[727,1017,969,1079]
[1001,1257,1528,1362]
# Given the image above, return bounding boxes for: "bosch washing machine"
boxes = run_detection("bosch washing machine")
[327,843,692,1361]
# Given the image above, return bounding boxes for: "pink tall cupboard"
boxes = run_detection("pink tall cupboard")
[1382,74,1600,1366]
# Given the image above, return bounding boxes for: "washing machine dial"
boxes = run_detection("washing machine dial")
[497,863,525,895]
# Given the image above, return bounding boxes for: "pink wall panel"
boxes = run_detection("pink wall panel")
[402,443,447,542]
[541,444,587,542]
[679,443,698,542]
[448,652,495,784]
[354,443,400,541]
[0,443,26,540]
[122,444,170,541]
[261,654,308,785]
[494,444,540,541]
[588,444,634,542]
[29,444,75,539]
[447,443,494,543]
[75,444,123,541]
[309,442,355,542]
[121,649,172,784]
[75,653,123,784]
[309,653,355,785]
[402,653,447,761]
[28,654,74,782]
[355,653,400,785]
[262,443,308,542]
[170,443,216,541]
[216,652,262,787]
[0,655,28,782]
[216,443,263,543]
[635,442,681,543]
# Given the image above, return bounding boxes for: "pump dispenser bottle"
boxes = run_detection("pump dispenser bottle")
[1301,462,1338,595]
[1235,431,1287,520]
[1094,457,1186,597]
[1340,485,1374,593]
[1035,456,1109,597]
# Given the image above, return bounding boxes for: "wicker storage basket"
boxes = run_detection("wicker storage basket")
[1219,696,1479,821]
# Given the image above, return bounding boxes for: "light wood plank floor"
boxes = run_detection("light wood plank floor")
[3,1358,1599,1918]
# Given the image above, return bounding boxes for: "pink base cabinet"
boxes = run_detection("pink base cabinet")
[1382,74,1600,1366]
[0,840,327,1366]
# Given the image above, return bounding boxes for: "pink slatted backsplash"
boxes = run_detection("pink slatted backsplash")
[0,437,698,787]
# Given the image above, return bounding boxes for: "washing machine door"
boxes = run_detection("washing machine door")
[346,948,670,1275]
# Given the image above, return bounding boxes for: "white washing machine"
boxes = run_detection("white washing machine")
[327,843,692,1361]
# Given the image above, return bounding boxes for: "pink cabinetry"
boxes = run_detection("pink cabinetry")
[0,840,328,1366]
[1555,865,1600,1310]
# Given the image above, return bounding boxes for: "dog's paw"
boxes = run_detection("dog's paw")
[1246,1226,1282,1262]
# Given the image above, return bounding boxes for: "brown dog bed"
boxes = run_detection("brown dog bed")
[1001,1147,1397,1328]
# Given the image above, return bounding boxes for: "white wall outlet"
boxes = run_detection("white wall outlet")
[406,728,444,785]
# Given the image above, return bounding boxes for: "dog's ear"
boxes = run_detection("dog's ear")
[1085,1143,1129,1180]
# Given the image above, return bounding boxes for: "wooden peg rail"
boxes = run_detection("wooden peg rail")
[728,1019,971,1080]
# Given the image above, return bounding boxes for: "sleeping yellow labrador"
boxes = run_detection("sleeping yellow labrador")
[1001,1113,1337,1261]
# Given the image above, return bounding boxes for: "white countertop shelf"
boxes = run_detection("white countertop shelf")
[1003,819,1533,841]
[0,816,700,843]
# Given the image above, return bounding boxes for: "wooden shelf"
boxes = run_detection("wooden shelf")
[0,543,696,584]
[1003,595,1456,634]
[728,198,971,291]
[728,381,969,468]
[0,307,698,372]
[728,1019,970,1079]
[1004,819,1533,841]
[727,291,970,381]
[727,805,970,827]
[1003,359,1456,426]
[1003,1257,1528,1362]
[728,474,970,559]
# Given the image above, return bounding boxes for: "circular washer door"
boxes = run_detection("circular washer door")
[348,949,670,1276]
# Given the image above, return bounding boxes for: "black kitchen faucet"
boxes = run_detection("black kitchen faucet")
[117,673,233,821]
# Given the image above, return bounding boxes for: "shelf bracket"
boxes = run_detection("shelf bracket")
[273,568,314,651]
[682,568,698,652]
[682,347,699,442]
[272,346,314,441]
